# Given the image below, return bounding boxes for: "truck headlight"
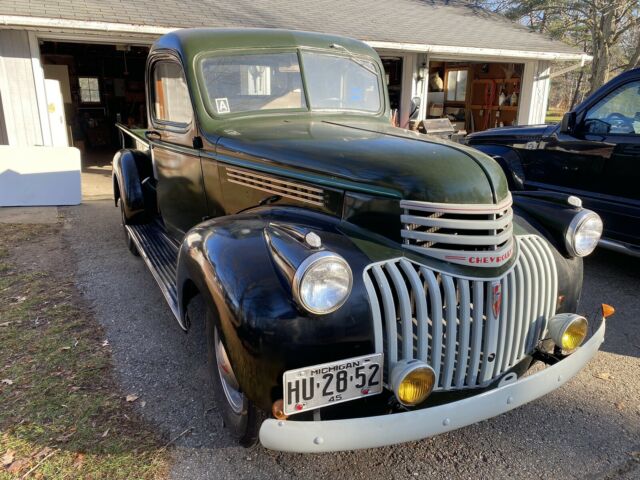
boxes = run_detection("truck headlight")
[293,252,352,314]
[548,313,588,351]
[565,210,602,257]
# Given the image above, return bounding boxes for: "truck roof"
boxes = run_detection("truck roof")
[151,28,379,61]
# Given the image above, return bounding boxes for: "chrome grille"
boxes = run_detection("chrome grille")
[226,167,324,207]
[363,235,557,391]
[400,195,514,268]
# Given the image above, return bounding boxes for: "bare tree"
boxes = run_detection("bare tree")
[476,0,640,93]
[584,0,639,92]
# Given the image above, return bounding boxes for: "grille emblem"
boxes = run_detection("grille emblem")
[491,281,502,318]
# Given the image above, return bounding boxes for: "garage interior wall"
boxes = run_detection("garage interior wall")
[0,30,44,146]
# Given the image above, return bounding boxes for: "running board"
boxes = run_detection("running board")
[126,222,183,326]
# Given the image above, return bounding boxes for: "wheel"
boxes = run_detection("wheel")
[120,200,139,256]
[205,306,263,447]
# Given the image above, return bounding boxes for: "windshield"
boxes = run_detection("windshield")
[200,51,382,116]
[300,51,381,112]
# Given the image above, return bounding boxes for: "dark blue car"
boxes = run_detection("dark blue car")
[467,68,640,256]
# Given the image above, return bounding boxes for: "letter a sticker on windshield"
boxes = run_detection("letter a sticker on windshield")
[215,98,230,114]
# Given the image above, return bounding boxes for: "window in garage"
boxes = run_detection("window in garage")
[79,76,101,103]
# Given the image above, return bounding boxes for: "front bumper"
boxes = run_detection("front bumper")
[259,319,605,452]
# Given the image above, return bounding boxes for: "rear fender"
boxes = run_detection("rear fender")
[176,206,378,411]
[112,149,153,221]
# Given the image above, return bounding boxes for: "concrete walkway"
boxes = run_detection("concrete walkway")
[0,206,60,224]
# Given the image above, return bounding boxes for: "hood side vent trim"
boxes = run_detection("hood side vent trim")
[226,167,325,207]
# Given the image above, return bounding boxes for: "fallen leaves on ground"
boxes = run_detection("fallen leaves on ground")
[72,453,85,469]
[0,224,169,479]
[34,447,53,460]
[7,458,28,474]
[1,449,15,466]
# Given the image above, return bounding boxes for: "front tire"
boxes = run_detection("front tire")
[205,306,263,447]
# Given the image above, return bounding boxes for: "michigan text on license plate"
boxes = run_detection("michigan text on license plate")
[283,353,383,415]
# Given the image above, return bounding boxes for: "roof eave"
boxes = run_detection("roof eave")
[0,15,592,63]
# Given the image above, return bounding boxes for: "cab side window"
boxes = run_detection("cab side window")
[584,80,640,135]
[152,61,192,126]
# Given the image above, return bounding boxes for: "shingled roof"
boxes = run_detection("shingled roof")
[0,0,584,57]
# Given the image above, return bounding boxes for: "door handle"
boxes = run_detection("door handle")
[145,130,161,142]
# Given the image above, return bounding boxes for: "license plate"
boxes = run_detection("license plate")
[283,353,383,415]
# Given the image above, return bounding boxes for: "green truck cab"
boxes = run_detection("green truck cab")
[112,28,607,452]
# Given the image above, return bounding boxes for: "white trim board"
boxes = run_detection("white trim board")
[28,31,52,146]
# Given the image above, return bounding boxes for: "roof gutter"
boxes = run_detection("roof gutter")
[366,40,592,63]
[0,15,592,63]
[0,15,175,36]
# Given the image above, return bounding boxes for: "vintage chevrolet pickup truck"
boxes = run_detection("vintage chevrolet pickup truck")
[112,28,609,452]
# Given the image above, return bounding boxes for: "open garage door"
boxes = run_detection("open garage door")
[39,40,149,199]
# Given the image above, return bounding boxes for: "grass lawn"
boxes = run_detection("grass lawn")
[545,107,565,124]
[0,224,169,479]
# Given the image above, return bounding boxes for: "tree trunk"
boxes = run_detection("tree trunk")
[625,35,640,71]
[588,3,614,94]
[570,70,584,109]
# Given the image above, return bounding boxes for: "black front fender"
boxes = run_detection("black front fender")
[176,207,380,411]
[471,144,526,191]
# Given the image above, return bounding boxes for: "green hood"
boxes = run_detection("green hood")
[214,117,509,205]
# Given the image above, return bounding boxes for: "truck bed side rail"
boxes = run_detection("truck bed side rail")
[115,123,150,151]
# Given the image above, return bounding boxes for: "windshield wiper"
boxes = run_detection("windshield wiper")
[329,43,379,76]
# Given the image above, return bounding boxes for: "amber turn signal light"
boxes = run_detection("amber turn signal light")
[272,399,288,420]
[548,313,588,351]
[601,304,615,318]
[390,360,436,406]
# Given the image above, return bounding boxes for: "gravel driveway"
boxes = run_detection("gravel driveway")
[62,199,640,480]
